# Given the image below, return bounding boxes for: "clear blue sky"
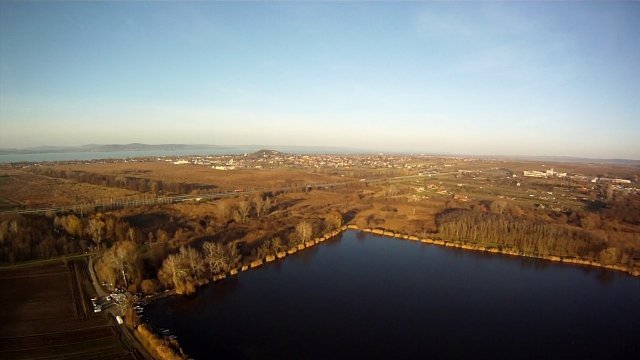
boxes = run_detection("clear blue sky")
[1,1,639,158]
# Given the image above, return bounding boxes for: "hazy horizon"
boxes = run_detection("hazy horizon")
[4,142,640,163]
[1,2,639,159]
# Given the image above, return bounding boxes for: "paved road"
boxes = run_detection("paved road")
[87,256,108,298]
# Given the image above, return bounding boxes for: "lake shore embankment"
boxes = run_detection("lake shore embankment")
[350,225,640,277]
[138,223,638,359]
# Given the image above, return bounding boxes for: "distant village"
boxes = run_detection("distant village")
[9,150,638,199]
[164,150,438,171]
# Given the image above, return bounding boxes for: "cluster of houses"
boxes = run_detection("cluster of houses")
[523,168,567,178]
[164,152,458,171]
[523,168,631,184]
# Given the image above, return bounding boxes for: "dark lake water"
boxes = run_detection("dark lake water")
[144,231,640,359]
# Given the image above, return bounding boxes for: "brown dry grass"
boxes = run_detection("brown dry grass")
[46,162,351,190]
[350,197,444,235]
[136,324,185,360]
[155,186,444,249]
[0,167,137,207]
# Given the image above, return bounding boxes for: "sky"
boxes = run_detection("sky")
[1,1,639,159]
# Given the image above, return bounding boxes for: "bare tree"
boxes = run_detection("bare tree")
[256,241,272,259]
[102,241,138,289]
[264,197,273,213]
[324,211,343,231]
[87,218,105,250]
[271,236,285,252]
[489,200,507,215]
[179,246,205,280]
[253,195,273,218]
[295,221,313,245]
[254,196,265,218]
[235,201,252,223]
[126,227,137,243]
[63,214,83,238]
[202,241,241,275]
[224,242,241,270]
[158,254,188,291]
[203,242,226,277]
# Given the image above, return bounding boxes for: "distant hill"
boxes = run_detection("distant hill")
[248,149,288,158]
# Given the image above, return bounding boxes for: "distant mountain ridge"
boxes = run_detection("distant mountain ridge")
[248,149,288,158]
[0,144,358,156]
[0,143,225,155]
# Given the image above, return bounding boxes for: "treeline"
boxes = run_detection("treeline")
[94,239,246,296]
[30,167,216,194]
[155,213,343,295]
[0,212,143,264]
[0,194,275,265]
[436,209,638,267]
[95,212,343,296]
[157,243,241,294]
[2,189,348,294]
[599,192,640,227]
[0,215,88,263]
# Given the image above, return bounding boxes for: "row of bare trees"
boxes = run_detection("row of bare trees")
[216,195,274,224]
[0,215,90,263]
[254,237,287,258]
[53,213,138,249]
[0,211,148,265]
[289,212,342,247]
[436,209,640,265]
[30,167,214,194]
[158,242,241,295]
[153,212,344,294]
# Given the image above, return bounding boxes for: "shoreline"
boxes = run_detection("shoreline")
[208,224,640,285]
[350,225,640,277]
[138,223,639,358]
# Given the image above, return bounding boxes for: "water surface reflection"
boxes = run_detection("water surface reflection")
[145,231,640,359]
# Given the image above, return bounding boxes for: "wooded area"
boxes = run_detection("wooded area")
[436,193,640,268]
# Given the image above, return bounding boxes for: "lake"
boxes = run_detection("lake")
[0,146,363,163]
[0,148,253,163]
[144,231,640,359]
